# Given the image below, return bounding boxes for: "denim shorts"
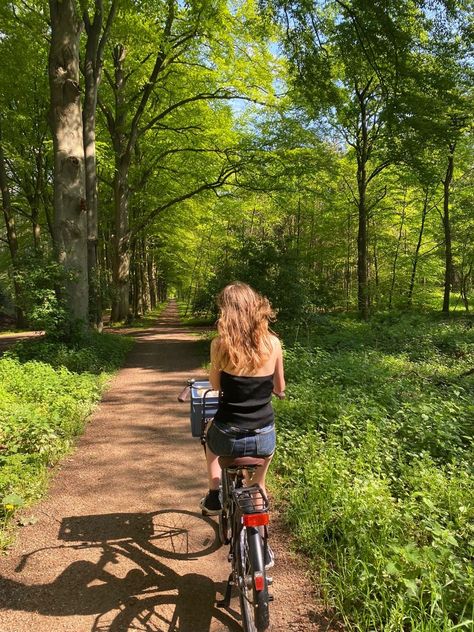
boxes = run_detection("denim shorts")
[207,422,276,458]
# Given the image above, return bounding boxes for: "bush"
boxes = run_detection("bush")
[0,332,133,547]
[14,254,70,335]
[272,313,474,631]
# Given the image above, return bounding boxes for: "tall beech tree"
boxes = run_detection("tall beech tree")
[81,0,118,328]
[48,0,88,323]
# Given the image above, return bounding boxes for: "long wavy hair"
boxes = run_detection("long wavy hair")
[215,282,276,374]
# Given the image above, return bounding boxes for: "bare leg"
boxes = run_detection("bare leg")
[205,445,221,490]
[248,455,273,497]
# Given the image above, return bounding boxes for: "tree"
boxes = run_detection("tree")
[48,0,88,324]
[263,0,423,317]
[81,0,118,328]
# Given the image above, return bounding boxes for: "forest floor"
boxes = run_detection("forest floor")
[0,300,338,632]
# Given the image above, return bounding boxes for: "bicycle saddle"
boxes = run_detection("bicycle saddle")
[218,456,266,468]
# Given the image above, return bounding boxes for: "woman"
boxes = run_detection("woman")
[201,282,286,517]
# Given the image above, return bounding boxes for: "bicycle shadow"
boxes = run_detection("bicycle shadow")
[0,510,241,631]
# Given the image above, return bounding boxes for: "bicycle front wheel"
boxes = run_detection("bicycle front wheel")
[237,526,270,632]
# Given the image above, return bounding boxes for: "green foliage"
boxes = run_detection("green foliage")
[6,330,134,374]
[0,332,133,548]
[272,313,474,630]
[13,254,71,335]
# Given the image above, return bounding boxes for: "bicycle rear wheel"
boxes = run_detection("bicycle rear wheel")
[237,526,270,632]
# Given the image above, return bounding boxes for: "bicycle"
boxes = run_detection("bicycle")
[179,379,273,632]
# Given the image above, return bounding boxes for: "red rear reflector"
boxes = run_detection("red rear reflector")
[254,572,265,591]
[242,513,269,527]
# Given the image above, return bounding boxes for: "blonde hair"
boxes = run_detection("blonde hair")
[215,282,276,373]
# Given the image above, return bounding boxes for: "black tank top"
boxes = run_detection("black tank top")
[213,371,274,431]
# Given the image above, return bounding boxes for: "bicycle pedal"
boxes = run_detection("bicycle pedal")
[268,594,274,602]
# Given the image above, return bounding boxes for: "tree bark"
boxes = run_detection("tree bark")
[442,146,455,314]
[82,0,117,329]
[48,0,88,324]
[111,160,131,322]
[83,15,101,328]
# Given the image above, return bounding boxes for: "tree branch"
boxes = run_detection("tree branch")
[366,160,390,184]
[131,166,238,236]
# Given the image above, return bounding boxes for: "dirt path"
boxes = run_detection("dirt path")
[0,301,334,632]
[0,331,43,355]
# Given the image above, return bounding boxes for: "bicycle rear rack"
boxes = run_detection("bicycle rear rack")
[232,485,268,515]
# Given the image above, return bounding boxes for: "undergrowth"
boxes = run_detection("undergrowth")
[176,299,215,326]
[271,312,474,631]
[0,332,133,549]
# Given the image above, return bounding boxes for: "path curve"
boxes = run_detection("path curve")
[0,301,334,632]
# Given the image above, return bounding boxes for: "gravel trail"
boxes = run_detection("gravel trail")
[0,301,337,632]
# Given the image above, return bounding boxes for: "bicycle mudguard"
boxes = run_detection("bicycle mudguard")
[246,526,265,575]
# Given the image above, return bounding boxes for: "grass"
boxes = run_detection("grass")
[0,330,133,550]
[270,311,474,631]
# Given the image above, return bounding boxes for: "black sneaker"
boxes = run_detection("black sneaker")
[264,545,275,570]
[199,490,222,516]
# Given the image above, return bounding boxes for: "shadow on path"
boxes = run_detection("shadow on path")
[1,511,241,632]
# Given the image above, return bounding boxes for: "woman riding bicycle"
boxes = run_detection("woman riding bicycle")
[200,282,285,517]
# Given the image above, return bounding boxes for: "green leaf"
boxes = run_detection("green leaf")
[2,493,24,508]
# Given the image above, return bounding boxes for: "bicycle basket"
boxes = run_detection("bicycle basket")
[189,380,219,437]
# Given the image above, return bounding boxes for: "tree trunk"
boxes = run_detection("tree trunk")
[357,172,369,319]
[442,147,455,314]
[356,87,369,320]
[140,235,149,313]
[0,121,26,327]
[48,0,88,324]
[111,159,131,322]
[82,0,117,329]
[388,190,407,309]
[407,189,429,306]
[459,261,471,312]
[83,33,101,328]
[29,148,44,253]
[148,254,157,309]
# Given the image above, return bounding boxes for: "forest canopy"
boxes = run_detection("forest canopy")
[0,0,472,330]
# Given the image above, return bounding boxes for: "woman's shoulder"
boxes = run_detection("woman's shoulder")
[268,333,282,350]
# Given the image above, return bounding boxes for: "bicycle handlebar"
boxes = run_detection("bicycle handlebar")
[177,379,196,402]
[177,386,190,402]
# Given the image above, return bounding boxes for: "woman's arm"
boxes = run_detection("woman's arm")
[273,338,286,397]
[209,337,221,391]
